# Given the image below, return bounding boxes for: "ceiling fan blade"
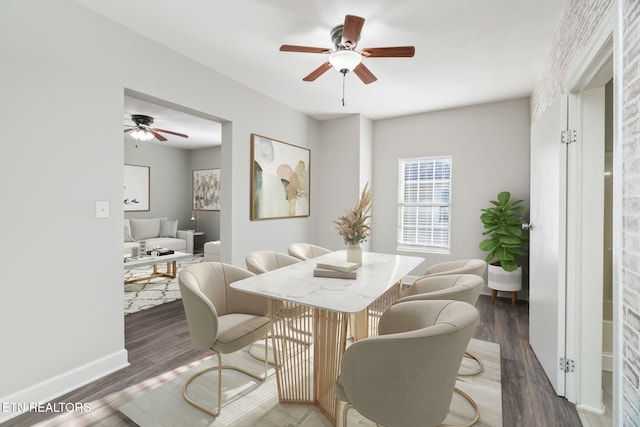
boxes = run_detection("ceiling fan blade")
[124,128,135,133]
[280,45,331,54]
[341,15,365,47]
[148,130,167,141]
[154,128,189,138]
[303,62,332,82]
[361,46,415,58]
[353,62,377,84]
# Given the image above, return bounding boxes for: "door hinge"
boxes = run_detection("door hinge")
[560,357,576,373]
[561,129,577,144]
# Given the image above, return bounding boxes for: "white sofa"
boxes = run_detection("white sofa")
[124,218,194,255]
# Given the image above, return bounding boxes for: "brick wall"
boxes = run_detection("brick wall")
[621,0,640,424]
[531,0,613,121]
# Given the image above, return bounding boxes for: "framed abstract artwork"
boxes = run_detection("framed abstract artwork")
[123,164,150,212]
[193,168,221,211]
[250,134,310,220]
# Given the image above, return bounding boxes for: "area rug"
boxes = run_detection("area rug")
[118,338,501,426]
[124,256,204,315]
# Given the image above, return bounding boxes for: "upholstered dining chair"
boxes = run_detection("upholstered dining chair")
[245,250,311,347]
[287,243,332,261]
[178,262,271,417]
[396,273,485,376]
[245,250,301,274]
[422,259,488,278]
[399,273,484,306]
[335,300,480,427]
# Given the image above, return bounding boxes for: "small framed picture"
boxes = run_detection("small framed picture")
[124,164,150,211]
[193,168,221,211]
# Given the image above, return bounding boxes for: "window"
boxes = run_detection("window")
[397,156,452,253]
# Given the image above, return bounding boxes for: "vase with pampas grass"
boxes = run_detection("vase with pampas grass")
[333,183,372,264]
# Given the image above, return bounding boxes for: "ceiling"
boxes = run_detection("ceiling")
[124,95,222,149]
[83,0,567,148]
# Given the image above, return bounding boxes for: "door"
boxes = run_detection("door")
[529,95,568,395]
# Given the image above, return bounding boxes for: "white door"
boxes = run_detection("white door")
[529,95,568,395]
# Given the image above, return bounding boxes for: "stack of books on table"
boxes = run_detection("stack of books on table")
[313,259,360,279]
[146,248,174,256]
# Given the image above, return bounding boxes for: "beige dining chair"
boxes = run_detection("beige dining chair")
[397,273,485,376]
[287,243,332,261]
[245,250,301,274]
[245,250,311,347]
[335,300,480,427]
[422,259,488,278]
[178,262,271,417]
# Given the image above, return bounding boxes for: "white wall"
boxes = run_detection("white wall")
[0,0,318,421]
[371,98,531,275]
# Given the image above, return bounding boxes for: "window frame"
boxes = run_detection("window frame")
[397,155,452,254]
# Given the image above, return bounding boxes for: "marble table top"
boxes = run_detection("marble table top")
[231,250,425,313]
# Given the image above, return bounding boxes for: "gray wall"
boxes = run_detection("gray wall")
[371,98,531,276]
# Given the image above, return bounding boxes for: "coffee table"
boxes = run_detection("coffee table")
[123,251,192,284]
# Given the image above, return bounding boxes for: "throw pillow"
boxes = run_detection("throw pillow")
[124,226,134,242]
[129,218,162,241]
[160,219,178,238]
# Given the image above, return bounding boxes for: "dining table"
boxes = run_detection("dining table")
[231,250,425,426]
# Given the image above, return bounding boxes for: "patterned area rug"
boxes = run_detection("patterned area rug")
[124,255,204,315]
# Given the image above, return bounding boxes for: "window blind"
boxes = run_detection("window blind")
[397,156,452,253]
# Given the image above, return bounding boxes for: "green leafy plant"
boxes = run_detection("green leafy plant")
[479,191,528,272]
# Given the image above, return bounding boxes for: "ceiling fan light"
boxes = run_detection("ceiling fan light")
[131,129,154,141]
[329,50,361,71]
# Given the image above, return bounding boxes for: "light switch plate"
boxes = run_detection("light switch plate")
[96,200,109,218]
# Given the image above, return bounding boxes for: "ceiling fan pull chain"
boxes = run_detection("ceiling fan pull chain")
[341,69,347,106]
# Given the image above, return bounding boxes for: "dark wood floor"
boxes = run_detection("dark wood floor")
[3,295,582,426]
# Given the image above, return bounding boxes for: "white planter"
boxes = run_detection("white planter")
[488,264,522,292]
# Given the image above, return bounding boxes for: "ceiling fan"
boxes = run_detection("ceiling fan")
[124,114,189,142]
[280,14,415,85]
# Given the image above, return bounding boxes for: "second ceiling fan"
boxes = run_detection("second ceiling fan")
[280,14,415,84]
[124,114,188,142]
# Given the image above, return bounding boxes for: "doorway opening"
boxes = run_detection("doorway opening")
[122,89,224,316]
[566,46,615,425]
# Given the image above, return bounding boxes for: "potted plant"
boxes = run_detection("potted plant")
[479,191,528,300]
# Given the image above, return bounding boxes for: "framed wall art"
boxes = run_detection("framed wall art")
[193,168,221,211]
[123,164,150,212]
[250,133,310,220]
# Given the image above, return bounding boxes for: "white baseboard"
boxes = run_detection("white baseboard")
[0,350,129,423]
[577,402,606,415]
